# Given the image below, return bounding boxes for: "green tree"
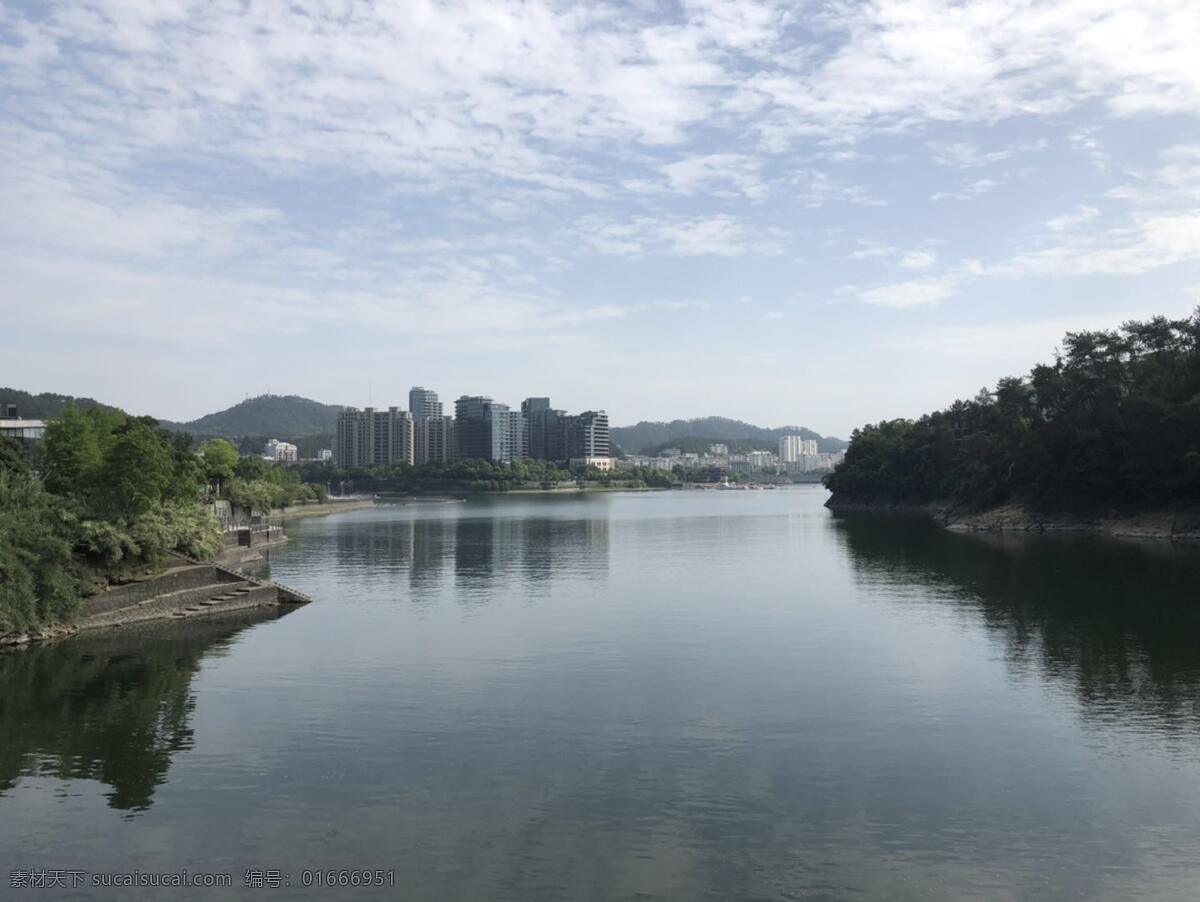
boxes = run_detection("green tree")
[0,436,30,478]
[0,470,84,631]
[233,453,268,481]
[200,438,239,496]
[41,404,104,499]
[826,310,1200,513]
[100,419,175,518]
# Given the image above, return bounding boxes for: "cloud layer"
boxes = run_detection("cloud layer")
[2,0,1199,430]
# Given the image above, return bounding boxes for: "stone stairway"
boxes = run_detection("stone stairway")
[77,561,309,631]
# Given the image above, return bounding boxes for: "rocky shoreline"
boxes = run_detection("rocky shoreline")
[825,496,1200,541]
[1,624,79,648]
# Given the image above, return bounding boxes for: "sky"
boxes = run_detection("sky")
[2,0,1199,437]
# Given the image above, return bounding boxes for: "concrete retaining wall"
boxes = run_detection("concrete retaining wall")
[81,566,241,617]
[79,583,279,630]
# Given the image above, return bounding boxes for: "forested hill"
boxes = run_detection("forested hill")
[160,395,343,438]
[612,417,846,454]
[0,387,121,419]
[824,312,1200,513]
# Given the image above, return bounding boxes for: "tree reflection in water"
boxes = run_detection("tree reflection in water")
[834,512,1200,735]
[0,608,291,812]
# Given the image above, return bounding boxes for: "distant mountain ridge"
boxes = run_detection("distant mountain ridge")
[4,387,843,453]
[611,417,845,454]
[159,394,344,438]
[0,387,122,419]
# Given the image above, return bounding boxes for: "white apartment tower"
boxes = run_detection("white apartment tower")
[779,434,819,463]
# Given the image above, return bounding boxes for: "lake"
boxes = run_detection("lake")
[4,487,1200,900]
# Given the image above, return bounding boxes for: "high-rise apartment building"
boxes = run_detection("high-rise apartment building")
[778,435,818,463]
[335,406,414,467]
[409,387,442,463]
[506,410,526,461]
[521,397,550,459]
[567,410,610,464]
[409,387,442,421]
[455,396,511,462]
[422,415,457,463]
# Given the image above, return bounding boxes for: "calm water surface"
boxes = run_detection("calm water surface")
[5,488,1200,900]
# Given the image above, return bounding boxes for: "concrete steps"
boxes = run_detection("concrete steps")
[80,577,281,630]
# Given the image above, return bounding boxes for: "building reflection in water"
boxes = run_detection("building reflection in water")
[301,503,612,606]
[833,512,1200,735]
[0,607,294,813]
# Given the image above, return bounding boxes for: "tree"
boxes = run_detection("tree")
[100,419,175,518]
[0,470,84,631]
[41,404,104,499]
[0,436,30,478]
[200,438,239,496]
[233,453,268,481]
[825,310,1200,513]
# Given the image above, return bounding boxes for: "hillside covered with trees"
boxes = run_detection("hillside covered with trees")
[825,312,1200,513]
[161,394,342,439]
[612,417,845,454]
[0,387,122,419]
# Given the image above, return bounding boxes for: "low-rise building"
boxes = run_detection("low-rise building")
[570,456,614,471]
[0,418,46,446]
[263,439,299,463]
[749,450,778,471]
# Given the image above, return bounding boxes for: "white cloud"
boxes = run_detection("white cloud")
[1046,206,1101,232]
[749,0,1200,146]
[858,276,959,309]
[851,240,897,260]
[3,0,1200,427]
[878,311,1163,360]
[1106,144,1200,206]
[931,178,1000,202]
[626,153,768,200]
[579,214,749,257]
[928,139,1047,168]
[899,250,937,270]
[1004,213,1200,276]
[850,241,936,269]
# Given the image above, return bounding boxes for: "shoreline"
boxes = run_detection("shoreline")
[826,496,1200,541]
[273,498,377,520]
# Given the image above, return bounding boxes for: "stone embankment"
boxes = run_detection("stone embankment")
[1,559,312,648]
[826,496,1200,541]
[274,497,376,520]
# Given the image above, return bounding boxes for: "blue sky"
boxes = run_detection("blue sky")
[2,0,1198,437]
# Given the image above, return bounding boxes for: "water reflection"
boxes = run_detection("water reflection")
[290,503,611,603]
[0,608,292,813]
[834,513,1200,733]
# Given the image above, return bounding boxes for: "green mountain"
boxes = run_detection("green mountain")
[611,417,845,454]
[160,394,343,438]
[0,387,121,419]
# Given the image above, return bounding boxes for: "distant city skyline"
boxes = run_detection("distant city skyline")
[335,388,609,466]
[4,2,1198,437]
